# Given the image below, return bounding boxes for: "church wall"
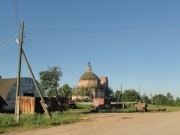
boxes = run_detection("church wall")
[78,80,100,88]
[99,77,108,90]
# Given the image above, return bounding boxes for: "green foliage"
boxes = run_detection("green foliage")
[76,104,94,110]
[123,89,140,102]
[104,87,114,97]
[118,107,136,113]
[0,114,18,128]
[141,94,150,104]
[58,84,72,99]
[39,66,63,97]
[114,90,121,99]
[175,97,180,106]
[0,112,80,133]
[152,94,174,106]
[76,87,92,97]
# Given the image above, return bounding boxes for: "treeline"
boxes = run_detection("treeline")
[114,89,180,106]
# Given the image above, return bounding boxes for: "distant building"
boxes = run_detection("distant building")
[72,62,108,100]
[0,77,42,112]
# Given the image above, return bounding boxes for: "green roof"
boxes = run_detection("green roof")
[80,72,99,80]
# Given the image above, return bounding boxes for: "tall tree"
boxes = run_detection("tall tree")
[152,94,172,106]
[104,87,114,97]
[114,90,121,99]
[58,84,72,99]
[39,66,63,97]
[123,89,140,102]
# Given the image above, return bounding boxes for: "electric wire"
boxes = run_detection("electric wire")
[0,28,17,47]
[24,35,81,77]
[0,33,18,50]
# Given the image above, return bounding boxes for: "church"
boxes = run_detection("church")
[72,61,108,100]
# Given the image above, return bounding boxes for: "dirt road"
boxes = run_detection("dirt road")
[5,111,180,135]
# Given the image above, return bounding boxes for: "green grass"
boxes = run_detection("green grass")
[147,104,180,112]
[0,112,80,133]
[1,105,180,133]
[76,104,94,110]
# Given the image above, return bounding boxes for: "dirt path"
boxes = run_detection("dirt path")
[5,111,180,135]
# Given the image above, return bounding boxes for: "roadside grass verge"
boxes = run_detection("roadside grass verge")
[0,111,80,133]
[147,104,180,112]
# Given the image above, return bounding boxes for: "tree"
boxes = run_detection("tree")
[39,66,63,97]
[58,84,72,99]
[114,90,121,99]
[152,94,171,106]
[166,92,173,100]
[141,94,150,104]
[123,89,140,102]
[104,87,114,97]
[175,97,180,106]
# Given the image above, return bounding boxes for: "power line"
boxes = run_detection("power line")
[0,28,17,46]
[0,33,18,50]
[24,35,81,77]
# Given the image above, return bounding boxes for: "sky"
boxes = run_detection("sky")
[1,0,180,98]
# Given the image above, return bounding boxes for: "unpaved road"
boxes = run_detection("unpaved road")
[5,111,180,135]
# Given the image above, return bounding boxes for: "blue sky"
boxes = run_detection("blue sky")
[1,0,180,98]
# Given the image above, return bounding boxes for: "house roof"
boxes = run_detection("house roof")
[0,78,17,100]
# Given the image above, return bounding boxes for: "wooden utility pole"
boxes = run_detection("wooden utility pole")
[15,21,24,122]
[121,84,124,108]
[21,49,50,116]
[15,22,50,122]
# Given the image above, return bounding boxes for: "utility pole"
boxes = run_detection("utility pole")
[121,84,124,108]
[21,49,50,116]
[15,21,24,122]
[139,85,141,102]
[15,22,50,119]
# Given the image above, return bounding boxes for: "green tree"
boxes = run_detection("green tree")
[58,84,72,99]
[123,89,140,102]
[114,90,121,99]
[141,94,150,104]
[152,94,172,106]
[104,87,114,97]
[39,66,63,97]
[78,87,91,97]
[175,97,180,106]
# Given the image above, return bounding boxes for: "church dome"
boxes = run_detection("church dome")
[78,61,101,88]
[80,72,99,81]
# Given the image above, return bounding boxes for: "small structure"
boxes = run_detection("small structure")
[135,102,147,112]
[93,98,111,110]
[0,77,43,112]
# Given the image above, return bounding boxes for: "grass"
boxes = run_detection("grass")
[147,104,180,112]
[1,105,180,133]
[0,111,80,133]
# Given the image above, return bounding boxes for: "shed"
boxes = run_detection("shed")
[0,77,42,112]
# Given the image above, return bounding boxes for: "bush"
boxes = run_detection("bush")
[76,104,94,110]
